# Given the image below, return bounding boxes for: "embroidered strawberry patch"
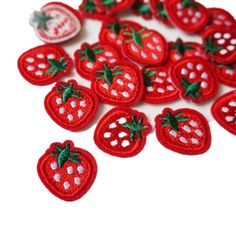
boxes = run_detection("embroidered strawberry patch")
[45,80,99,131]
[74,42,121,80]
[150,0,172,26]
[212,90,236,135]
[142,64,179,104]
[94,107,151,157]
[122,26,168,65]
[202,26,236,64]
[30,2,83,43]
[168,38,207,63]
[165,0,209,33]
[216,63,236,87]
[155,108,211,155]
[37,140,97,201]
[92,61,143,106]
[99,18,142,52]
[18,45,72,86]
[132,0,153,20]
[170,56,219,104]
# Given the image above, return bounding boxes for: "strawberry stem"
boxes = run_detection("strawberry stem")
[108,21,122,35]
[180,78,202,100]
[156,2,168,20]
[46,57,69,77]
[122,115,148,142]
[171,38,194,56]
[32,11,53,30]
[78,45,104,62]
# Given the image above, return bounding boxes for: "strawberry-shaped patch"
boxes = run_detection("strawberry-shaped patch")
[94,0,135,15]
[45,80,99,131]
[74,42,121,80]
[150,0,172,26]
[212,90,236,135]
[165,0,209,33]
[18,45,72,86]
[30,2,83,43]
[92,62,143,106]
[37,140,97,201]
[94,107,151,157]
[132,0,153,20]
[202,27,236,64]
[155,108,211,155]
[170,56,219,104]
[169,38,207,63]
[122,26,168,65]
[216,63,236,87]
[99,18,142,52]
[142,64,179,104]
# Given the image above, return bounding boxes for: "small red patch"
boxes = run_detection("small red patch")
[216,62,236,87]
[37,140,97,201]
[94,107,151,158]
[155,107,211,155]
[45,80,99,131]
[132,0,153,20]
[74,42,121,80]
[92,61,143,106]
[170,56,219,104]
[202,26,236,64]
[30,2,83,43]
[165,0,209,33]
[142,64,179,104]
[211,90,236,135]
[122,26,168,65]
[18,44,73,86]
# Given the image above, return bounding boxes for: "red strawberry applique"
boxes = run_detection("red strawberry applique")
[37,140,97,201]
[155,108,211,155]
[170,56,219,104]
[212,90,236,135]
[18,45,73,86]
[142,64,179,104]
[45,80,99,131]
[202,27,236,64]
[30,2,83,43]
[132,0,153,20]
[216,63,236,87]
[122,27,168,65]
[165,0,209,33]
[74,42,121,80]
[94,107,151,157]
[92,62,143,106]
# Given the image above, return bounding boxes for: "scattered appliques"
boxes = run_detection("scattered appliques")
[94,107,151,157]
[99,18,142,52]
[45,80,99,131]
[170,56,219,104]
[132,0,153,20]
[18,45,72,86]
[169,38,206,63]
[150,0,172,26]
[122,26,168,65]
[155,108,211,155]
[202,26,236,64]
[216,62,236,87]
[165,0,209,33]
[92,61,143,106]
[142,64,179,104]
[74,42,121,80]
[30,2,83,43]
[37,140,97,201]
[211,90,236,135]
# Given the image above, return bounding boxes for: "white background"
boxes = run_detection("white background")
[0,0,236,235]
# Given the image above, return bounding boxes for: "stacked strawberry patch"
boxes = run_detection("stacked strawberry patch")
[17,0,236,201]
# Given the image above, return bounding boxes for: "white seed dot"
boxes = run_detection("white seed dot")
[155,77,164,83]
[63,181,70,189]
[190,120,198,127]
[225,116,234,122]
[77,166,84,174]
[105,52,112,57]
[230,39,236,45]
[121,91,130,98]
[195,11,202,18]
[195,129,203,137]
[35,70,43,76]
[183,17,189,24]
[141,51,147,58]
[187,8,193,16]
[217,39,226,45]
[169,130,177,137]
[187,63,194,69]
[214,32,222,39]
[223,33,231,39]
[110,140,118,146]
[218,14,225,20]
[177,11,183,17]
[174,54,181,60]
[226,69,233,75]
[227,45,235,51]
[37,54,44,59]
[104,132,111,138]
[229,101,236,107]
[201,81,208,88]
[182,125,191,133]
[221,107,229,113]
[147,43,154,49]
[67,114,74,121]
[74,177,81,185]
[38,63,47,69]
[147,86,154,92]
[220,49,228,55]
[153,36,159,43]
[67,166,73,175]
[27,65,35,71]
[80,100,86,107]
[110,33,116,39]
[201,72,208,79]
[47,54,55,59]
[157,88,165,93]
[116,39,122,45]
[128,83,135,90]
[59,107,65,114]
[86,62,94,69]
[117,117,127,124]
[191,17,198,24]
[156,45,162,52]
[111,89,118,96]
[177,3,183,9]
[121,140,130,148]
[131,44,139,53]
[159,72,167,77]
[152,53,158,60]
[101,83,109,90]
[50,162,58,170]
[124,73,131,80]
[179,136,187,144]
[167,85,175,91]
[98,57,106,62]
[181,68,188,75]
[78,110,83,118]
[196,64,203,71]
[118,132,127,138]
[71,101,76,108]
[53,174,61,182]
[110,58,117,63]
[213,19,221,25]
[191,138,199,145]
[109,123,117,129]
[189,72,196,79]
[26,57,34,63]
[116,79,124,86]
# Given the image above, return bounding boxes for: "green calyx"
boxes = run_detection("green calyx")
[51,144,81,168]
[159,111,189,131]
[46,57,69,77]
[96,64,123,85]
[108,21,122,35]
[204,36,222,55]
[171,38,194,56]
[56,82,83,102]
[122,115,148,142]
[157,2,168,20]
[182,0,197,9]
[32,11,53,31]
[124,27,152,48]
[79,45,104,63]
[84,0,97,13]
[143,68,156,86]
[218,63,234,70]
[180,77,202,100]
[138,4,151,14]
[102,0,115,7]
